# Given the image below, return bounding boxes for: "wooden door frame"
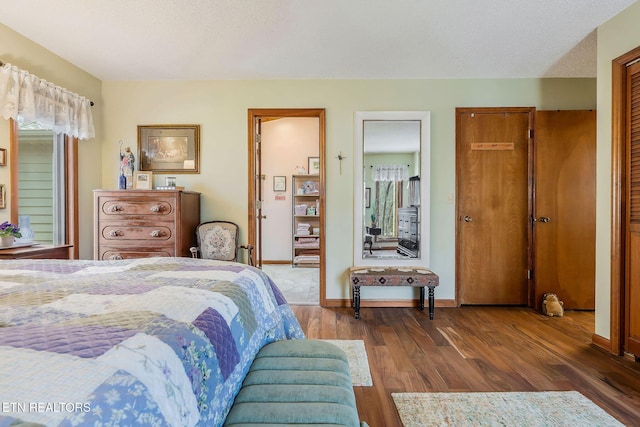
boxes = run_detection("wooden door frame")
[247,108,326,306]
[610,46,640,356]
[455,107,536,306]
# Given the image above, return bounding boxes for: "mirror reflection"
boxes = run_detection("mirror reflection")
[362,120,421,259]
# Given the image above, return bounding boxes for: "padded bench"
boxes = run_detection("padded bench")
[224,339,367,427]
[349,266,439,320]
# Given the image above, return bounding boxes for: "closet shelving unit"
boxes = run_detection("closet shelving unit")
[292,174,320,267]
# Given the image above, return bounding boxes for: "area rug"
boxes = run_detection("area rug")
[320,339,373,386]
[262,264,319,305]
[392,391,624,427]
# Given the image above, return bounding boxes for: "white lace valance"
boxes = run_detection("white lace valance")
[0,63,94,140]
[371,164,409,182]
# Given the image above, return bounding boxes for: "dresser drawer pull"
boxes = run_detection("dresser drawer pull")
[109,205,124,212]
[109,229,123,237]
[109,254,124,260]
[150,230,165,237]
[150,205,166,213]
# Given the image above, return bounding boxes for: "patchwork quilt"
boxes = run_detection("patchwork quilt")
[0,257,304,427]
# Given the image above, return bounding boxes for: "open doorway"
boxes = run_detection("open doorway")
[247,109,325,306]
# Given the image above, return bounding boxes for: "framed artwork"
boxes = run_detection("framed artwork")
[365,187,371,208]
[0,149,6,166]
[308,156,320,175]
[134,171,154,189]
[0,184,5,209]
[273,176,286,192]
[138,124,200,173]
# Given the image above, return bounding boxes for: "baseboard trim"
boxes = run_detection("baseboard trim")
[262,260,291,265]
[323,299,456,308]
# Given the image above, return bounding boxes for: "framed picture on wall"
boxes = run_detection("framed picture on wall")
[365,187,371,208]
[138,124,200,173]
[0,184,5,209]
[273,176,286,192]
[308,156,320,174]
[134,171,154,189]
[0,149,6,166]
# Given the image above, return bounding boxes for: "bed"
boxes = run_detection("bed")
[0,257,304,426]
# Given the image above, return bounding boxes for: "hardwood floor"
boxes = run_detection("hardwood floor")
[292,305,640,427]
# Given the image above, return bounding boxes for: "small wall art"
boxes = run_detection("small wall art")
[273,176,286,192]
[308,156,320,174]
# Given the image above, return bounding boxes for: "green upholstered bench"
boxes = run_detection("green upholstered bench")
[224,339,367,427]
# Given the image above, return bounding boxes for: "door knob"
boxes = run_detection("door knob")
[463,215,472,222]
[539,217,550,223]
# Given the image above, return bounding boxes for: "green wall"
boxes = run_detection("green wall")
[0,23,103,259]
[0,21,601,307]
[596,1,640,340]
[102,78,596,302]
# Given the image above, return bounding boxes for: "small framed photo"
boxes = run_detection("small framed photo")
[0,184,5,209]
[0,149,6,166]
[273,176,286,192]
[165,176,177,187]
[134,171,154,189]
[365,187,371,208]
[138,124,200,173]
[308,156,320,175]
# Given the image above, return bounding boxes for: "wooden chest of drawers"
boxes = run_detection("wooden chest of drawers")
[94,189,201,260]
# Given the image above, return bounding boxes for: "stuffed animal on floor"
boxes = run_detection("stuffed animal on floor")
[542,293,564,317]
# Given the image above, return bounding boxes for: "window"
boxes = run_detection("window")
[375,181,398,239]
[16,127,62,244]
[10,119,78,256]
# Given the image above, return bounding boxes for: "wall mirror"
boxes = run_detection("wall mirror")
[353,111,430,266]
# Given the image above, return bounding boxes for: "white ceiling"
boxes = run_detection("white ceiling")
[0,0,635,81]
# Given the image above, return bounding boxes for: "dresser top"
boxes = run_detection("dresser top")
[94,189,201,195]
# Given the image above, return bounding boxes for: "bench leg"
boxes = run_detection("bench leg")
[428,286,435,320]
[351,285,354,308]
[419,287,425,310]
[354,286,361,319]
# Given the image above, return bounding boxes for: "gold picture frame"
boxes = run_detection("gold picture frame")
[0,149,6,166]
[0,184,5,209]
[133,171,154,189]
[137,124,200,173]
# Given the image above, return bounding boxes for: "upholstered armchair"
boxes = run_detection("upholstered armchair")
[190,221,254,266]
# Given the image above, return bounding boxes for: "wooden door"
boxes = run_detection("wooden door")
[534,110,596,310]
[456,108,533,305]
[625,62,640,356]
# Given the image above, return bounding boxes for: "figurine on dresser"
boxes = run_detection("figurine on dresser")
[121,146,135,189]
